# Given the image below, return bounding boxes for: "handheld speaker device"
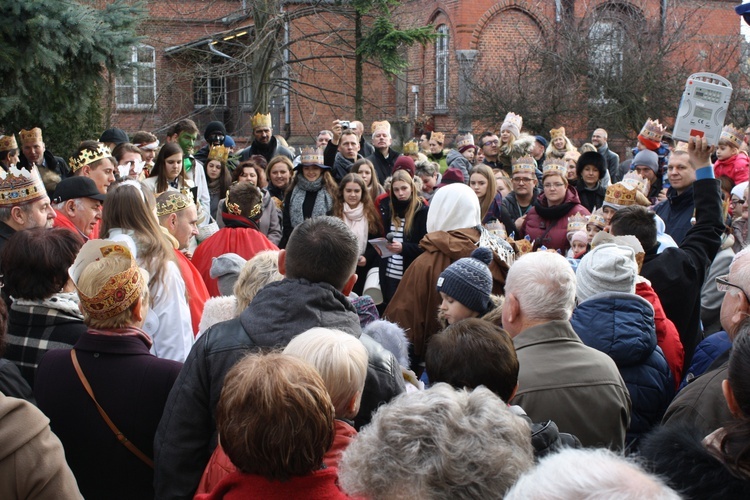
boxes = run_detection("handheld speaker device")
[673,73,732,147]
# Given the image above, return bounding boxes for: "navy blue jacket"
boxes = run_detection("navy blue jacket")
[654,186,695,246]
[571,292,674,448]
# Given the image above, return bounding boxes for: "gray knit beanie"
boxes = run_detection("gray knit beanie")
[576,243,637,302]
[436,247,493,314]
[210,253,247,296]
[632,149,659,174]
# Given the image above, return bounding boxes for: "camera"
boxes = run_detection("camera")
[340,120,351,130]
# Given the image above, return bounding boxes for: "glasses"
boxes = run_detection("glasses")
[717,275,750,302]
[513,177,534,184]
[483,140,499,146]
[543,182,565,189]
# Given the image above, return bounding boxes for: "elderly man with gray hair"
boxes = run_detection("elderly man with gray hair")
[503,251,631,449]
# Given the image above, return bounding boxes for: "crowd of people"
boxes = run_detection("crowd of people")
[0,107,749,499]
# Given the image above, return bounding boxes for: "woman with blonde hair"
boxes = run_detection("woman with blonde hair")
[334,173,383,296]
[470,164,503,225]
[378,169,428,304]
[101,181,193,361]
[265,155,293,207]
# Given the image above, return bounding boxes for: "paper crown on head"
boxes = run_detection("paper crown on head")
[19,128,42,146]
[567,213,587,233]
[549,127,566,140]
[403,140,419,155]
[0,134,17,152]
[720,124,744,149]
[156,191,195,217]
[207,144,230,164]
[69,240,147,321]
[69,143,113,173]
[225,188,262,220]
[500,112,522,139]
[251,112,272,130]
[371,120,391,134]
[299,146,324,166]
[431,131,445,144]
[673,141,689,153]
[638,118,666,150]
[604,182,638,208]
[622,171,650,196]
[543,159,567,176]
[588,208,607,229]
[456,134,475,149]
[0,165,47,206]
[512,156,536,175]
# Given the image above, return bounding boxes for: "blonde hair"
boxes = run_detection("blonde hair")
[234,250,283,314]
[284,328,368,418]
[77,255,150,329]
[389,169,423,236]
[470,164,497,220]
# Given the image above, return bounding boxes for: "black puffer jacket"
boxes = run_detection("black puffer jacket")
[154,278,404,500]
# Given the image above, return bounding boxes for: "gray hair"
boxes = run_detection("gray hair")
[506,448,680,500]
[338,384,533,499]
[505,251,576,321]
[53,198,86,212]
[415,161,439,177]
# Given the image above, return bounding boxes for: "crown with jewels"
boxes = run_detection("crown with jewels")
[567,213,587,233]
[431,131,445,144]
[720,124,744,149]
[0,165,47,206]
[622,171,650,196]
[543,159,567,176]
[225,188,262,220]
[69,143,113,173]
[403,140,419,155]
[639,118,667,143]
[70,240,147,321]
[549,127,566,140]
[0,134,18,152]
[299,146,324,166]
[207,145,230,164]
[456,134,474,149]
[509,234,534,255]
[156,191,195,217]
[588,208,607,229]
[512,156,536,175]
[19,127,43,146]
[604,182,637,208]
[251,112,272,129]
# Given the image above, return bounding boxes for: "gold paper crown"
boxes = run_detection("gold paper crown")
[549,127,566,140]
[0,165,47,206]
[225,189,262,220]
[567,213,587,233]
[19,128,42,146]
[622,171,650,196]
[673,141,689,153]
[639,118,666,142]
[69,143,113,173]
[432,132,445,144]
[721,124,744,149]
[604,182,637,207]
[75,243,146,321]
[512,156,536,174]
[0,134,17,152]
[156,191,195,217]
[371,120,391,134]
[299,146,324,166]
[588,208,607,229]
[502,112,523,130]
[251,112,272,129]
[509,235,534,255]
[403,140,419,155]
[207,145,230,164]
[543,159,567,176]
[456,135,474,149]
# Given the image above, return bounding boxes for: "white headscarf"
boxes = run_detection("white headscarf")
[426,183,482,233]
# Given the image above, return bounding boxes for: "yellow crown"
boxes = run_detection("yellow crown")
[0,165,47,206]
[300,146,324,166]
[639,118,666,142]
[432,131,445,144]
[622,171,650,195]
[604,182,637,207]
[225,189,262,220]
[69,143,113,173]
[207,145,230,164]
[567,213,587,233]
[673,141,689,153]
[73,242,147,321]
[720,124,744,149]
[403,140,419,155]
[156,191,195,217]
[588,208,607,229]
[251,112,272,130]
[371,120,391,134]
[543,159,567,176]
[549,127,566,140]
[19,127,43,146]
[512,156,536,174]
[0,134,17,152]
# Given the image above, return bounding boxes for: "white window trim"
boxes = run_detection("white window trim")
[435,25,449,111]
[115,45,156,110]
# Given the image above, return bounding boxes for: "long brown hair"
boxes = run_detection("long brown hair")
[334,173,383,235]
[389,170,422,236]
[150,142,185,193]
[351,159,383,201]
[470,164,497,219]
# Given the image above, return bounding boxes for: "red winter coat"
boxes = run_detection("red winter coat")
[173,250,209,337]
[713,151,749,185]
[520,186,589,253]
[194,468,350,500]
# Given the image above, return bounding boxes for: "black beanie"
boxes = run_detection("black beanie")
[576,151,605,180]
[204,121,227,142]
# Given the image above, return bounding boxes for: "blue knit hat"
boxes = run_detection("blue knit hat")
[436,247,493,314]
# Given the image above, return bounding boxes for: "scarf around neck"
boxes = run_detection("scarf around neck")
[289,175,332,228]
[12,291,84,320]
[343,203,368,254]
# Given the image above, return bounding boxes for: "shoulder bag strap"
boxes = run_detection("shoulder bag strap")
[70,349,154,468]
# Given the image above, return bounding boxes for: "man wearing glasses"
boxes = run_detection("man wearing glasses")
[501,157,539,236]
[654,146,697,245]
[479,132,501,171]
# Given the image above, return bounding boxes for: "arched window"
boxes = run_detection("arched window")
[115,45,156,110]
[435,24,449,110]
[589,19,625,79]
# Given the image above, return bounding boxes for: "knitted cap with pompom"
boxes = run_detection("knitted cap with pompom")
[436,247,494,314]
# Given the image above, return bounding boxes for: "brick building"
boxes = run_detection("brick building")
[107,0,741,150]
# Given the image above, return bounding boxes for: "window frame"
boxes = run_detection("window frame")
[115,45,157,110]
[435,24,450,111]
